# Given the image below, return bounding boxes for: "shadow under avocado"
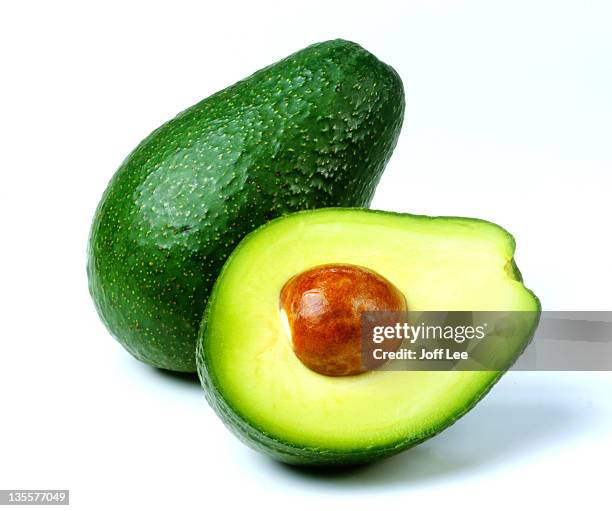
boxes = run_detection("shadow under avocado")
[267,395,585,487]
[153,367,201,385]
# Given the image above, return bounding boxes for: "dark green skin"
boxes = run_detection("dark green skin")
[88,40,405,372]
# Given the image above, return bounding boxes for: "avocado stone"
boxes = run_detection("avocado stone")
[88,40,405,372]
[196,208,540,465]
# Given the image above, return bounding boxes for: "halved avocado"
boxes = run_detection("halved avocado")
[196,209,540,465]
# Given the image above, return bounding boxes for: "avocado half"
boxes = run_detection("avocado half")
[196,208,540,465]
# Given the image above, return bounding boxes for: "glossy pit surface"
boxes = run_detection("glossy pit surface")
[279,264,407,376]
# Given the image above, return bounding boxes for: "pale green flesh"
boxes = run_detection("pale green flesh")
[205,209,539,451]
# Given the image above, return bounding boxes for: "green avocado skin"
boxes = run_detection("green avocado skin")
[88,40,405,372]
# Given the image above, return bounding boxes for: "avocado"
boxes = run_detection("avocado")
[88,40,405,372]
[196,208,540,465]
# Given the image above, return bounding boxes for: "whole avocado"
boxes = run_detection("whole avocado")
[88,39,405,372]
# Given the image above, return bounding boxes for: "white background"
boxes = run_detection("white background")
[1,1,611,509]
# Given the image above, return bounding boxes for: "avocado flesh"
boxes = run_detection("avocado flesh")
[88,40,404,372]
[197,208,540,465]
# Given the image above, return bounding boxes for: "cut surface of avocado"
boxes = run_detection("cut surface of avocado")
[196,208,540,465]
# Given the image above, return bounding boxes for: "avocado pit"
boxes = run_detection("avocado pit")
[279,264,407,376]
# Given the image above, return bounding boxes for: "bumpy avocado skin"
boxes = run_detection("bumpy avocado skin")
[88,40,405,372]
